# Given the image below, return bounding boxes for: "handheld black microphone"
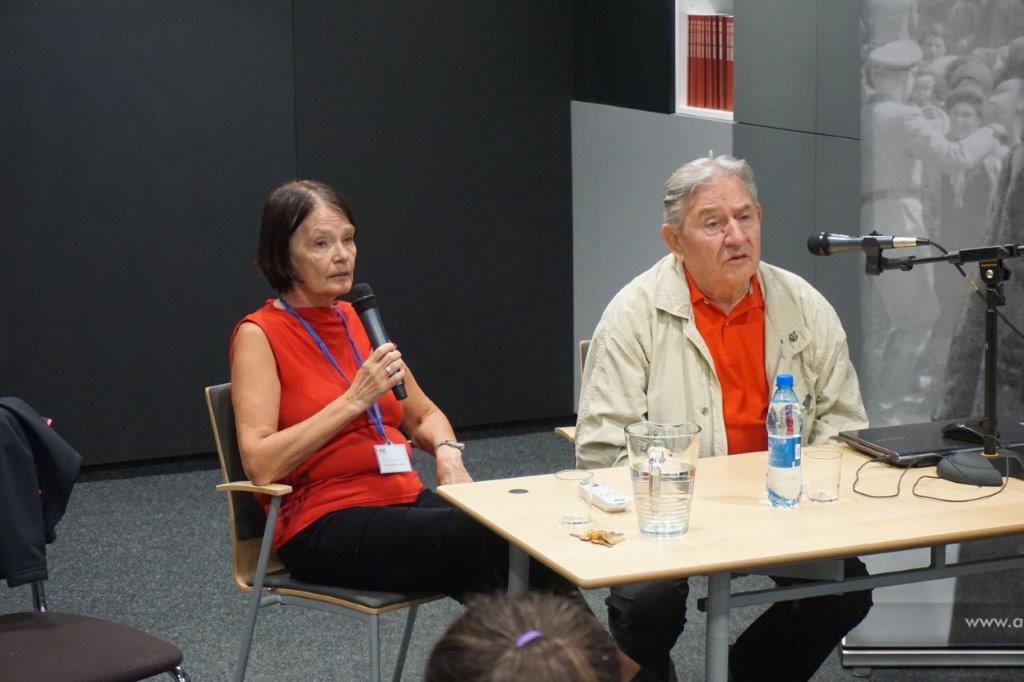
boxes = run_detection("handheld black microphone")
[341,283,407,401]
[807,232,929,256]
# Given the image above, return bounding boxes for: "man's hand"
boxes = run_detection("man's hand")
[435,445,473,484]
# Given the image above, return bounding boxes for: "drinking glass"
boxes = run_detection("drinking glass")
[554,469,593,525]
[804,447,842,503]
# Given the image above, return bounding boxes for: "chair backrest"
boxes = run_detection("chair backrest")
[579,339,591,375]
[204,383,284,589]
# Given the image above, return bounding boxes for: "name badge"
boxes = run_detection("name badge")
[374,443,412,474]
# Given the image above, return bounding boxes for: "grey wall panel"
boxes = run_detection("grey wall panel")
[293,1,575,426]
[0,1,296,464]
[734,0,816,133]
[732,123,816,280]
[734,127,863,369]
[815,0,861,140]
[813,135,863,367]
[571,102,732,405]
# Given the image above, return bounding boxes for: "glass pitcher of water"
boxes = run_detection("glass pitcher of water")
[624,421,700,536]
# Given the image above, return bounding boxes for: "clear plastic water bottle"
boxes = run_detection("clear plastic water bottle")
[766,373,802,508]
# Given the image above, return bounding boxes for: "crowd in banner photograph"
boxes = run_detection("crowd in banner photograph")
[855,0,1024,652]
[860,0,1024,426]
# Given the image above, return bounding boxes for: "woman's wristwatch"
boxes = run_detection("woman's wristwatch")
[435,439,466,453]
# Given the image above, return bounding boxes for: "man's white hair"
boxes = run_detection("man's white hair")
[662,155,758,227]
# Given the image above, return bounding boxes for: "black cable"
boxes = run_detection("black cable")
[927,241,1024,343]
[852,457,923,498]
[852,435,1015,502]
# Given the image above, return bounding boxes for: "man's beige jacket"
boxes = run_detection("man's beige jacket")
[575,255,868,469]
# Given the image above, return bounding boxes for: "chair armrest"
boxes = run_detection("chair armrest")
[216,481,293,496]
[553,426,577,443]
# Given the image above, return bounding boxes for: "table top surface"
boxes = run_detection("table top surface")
[437,446,1024,588]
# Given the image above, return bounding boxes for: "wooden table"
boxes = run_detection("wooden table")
[438,446,1024,681]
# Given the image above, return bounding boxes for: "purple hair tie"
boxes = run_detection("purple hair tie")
[515,629,543,648]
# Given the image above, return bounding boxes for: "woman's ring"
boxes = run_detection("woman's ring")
[385,364,396,377]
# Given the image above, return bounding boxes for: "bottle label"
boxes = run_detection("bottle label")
[768,435,801,468]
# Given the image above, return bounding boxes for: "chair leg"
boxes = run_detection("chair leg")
[234,497,281,682]
[391,605,419,682]
[369,613,382,682]
[31,582,47,613]
[167,666,191,682]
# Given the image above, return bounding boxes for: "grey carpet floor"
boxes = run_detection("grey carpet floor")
[2,426,1018,681]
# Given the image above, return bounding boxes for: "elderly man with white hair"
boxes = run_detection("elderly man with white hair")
[575,156,873,681]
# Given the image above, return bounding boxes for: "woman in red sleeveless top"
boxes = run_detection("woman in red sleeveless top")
[229,180,584,603]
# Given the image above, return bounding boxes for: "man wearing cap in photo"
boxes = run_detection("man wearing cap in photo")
[861,38,999,423]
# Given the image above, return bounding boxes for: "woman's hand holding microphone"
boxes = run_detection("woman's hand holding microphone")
[343,342,405,412]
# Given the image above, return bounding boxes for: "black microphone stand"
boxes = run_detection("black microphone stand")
[865,242,1024,485]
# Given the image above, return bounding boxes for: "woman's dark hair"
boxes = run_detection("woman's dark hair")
[256,180,355,293]
[426,593,620,682]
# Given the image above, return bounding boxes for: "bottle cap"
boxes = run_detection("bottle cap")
[775,373,794,388]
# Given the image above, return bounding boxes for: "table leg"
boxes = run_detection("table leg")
[508,544,529,595]
[705,571,731,682]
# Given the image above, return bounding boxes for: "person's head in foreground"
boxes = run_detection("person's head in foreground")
[425,592,620,682]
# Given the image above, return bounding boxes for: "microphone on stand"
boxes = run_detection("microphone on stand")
[341,283,407,401]
[807,232,929,256]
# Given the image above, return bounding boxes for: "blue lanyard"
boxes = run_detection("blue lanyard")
[278,298,390,443]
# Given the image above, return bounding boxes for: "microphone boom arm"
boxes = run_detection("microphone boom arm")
[866,243,1024,275]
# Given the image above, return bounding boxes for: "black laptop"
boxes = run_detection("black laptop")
[839,418,1024,465]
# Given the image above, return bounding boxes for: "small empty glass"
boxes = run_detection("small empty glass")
[554,469,593,525]
[804,447,843,503]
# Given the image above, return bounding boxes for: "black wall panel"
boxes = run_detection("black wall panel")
[1,1,575,464]
[0,2,297,464]
[291,1,575,427]
[574,0,674,114]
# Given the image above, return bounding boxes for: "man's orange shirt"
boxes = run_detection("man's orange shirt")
[685,268,768,455]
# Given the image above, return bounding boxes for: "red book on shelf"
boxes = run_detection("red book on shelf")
[718,15,727,110]
[709,15,717,109]
[725,16,734,111]
[692,15,705,108]
[692,15,700,108]
[700,15,708,108]
[687,15,695,108]
[712,15,721,109]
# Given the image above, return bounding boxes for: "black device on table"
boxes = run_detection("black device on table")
[936,419,1024,484]
[839,419,1024,466]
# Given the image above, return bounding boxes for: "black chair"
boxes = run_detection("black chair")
[0,601,190,681]
[205,382,442,682]
[0,415,190,681]
[555,339,591,443]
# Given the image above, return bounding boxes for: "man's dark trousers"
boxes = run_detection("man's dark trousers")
[606,557,873,681]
